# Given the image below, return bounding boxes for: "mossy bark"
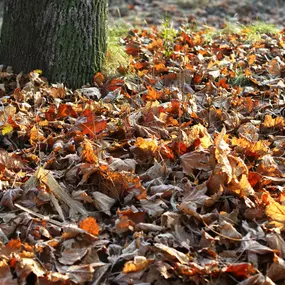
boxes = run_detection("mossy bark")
[0,0,107,89]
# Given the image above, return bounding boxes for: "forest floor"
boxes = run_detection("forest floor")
[109,0,285,28]
[1,1,285,285]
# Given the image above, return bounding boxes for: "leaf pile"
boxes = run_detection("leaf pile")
[0,25,285,284]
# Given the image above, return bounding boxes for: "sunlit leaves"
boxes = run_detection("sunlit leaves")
[225,263,256,278]
[0,13,285,285]
[29,125,45,146]
[266,197,285,231]
[143,86,163,101]
[123,256,150,273]
[79,216,100,236]
[262,114,285,129]
[57,104,78,118]
[80,139,98,164]
[75,109,107,138]
[1,124,13,135]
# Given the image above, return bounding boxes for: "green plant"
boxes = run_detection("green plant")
[246,21,280,35]
[221,20,280,42]
[103,21,131,77]
[229,68,251,86]
[159,18,177,56]
[243,21,280,42]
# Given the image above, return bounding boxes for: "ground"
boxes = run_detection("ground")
[0,1,285,31]
[0,1,285,285]
[108,0,285,28]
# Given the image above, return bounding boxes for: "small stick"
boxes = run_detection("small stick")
[14,203,64,227]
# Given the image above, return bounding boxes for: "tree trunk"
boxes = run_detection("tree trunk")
[0,0,107,89]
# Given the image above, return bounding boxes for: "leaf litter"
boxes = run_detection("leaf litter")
[0,22,285,285]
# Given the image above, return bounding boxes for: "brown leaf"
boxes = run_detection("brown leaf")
[0,188,23,209]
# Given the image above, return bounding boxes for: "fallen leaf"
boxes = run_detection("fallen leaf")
[79,217,100,236]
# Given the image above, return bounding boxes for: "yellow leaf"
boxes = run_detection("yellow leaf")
[1,124,13,135]
[266,199,285,230]
[135,137,158,153]
[123,256,150,273]
[81,139,98,164]
[33,69,43,75]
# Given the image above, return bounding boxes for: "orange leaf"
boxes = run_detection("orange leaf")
[160,144,175,160]
[143,86,163,101]
[225,263,256,277]
[193,73,202,84]
[265,196,285,230]
[79,216,100,236]
[154,63,168,73]
[244,68,251,77]
[78,109,107,138]
[93,72,105,86]
[248,54,256,65]
[104,78,124,93]
[7,115,19,129]
[267,58,281,77]
[81,139,98,164]
[181,31,194,46]
[13,87,24,101]
[123,256,150,273]
[217,78,228,89]
[166,99,183,117]
[126,42,140,56]
[45,105,57,121]
[115,215,135,233]
[134,61,148,70]
[57,104,78,118]
[6,239,22,250]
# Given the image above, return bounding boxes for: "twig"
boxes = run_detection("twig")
[14,203,64,227]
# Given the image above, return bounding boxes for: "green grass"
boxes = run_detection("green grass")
[246,21,280,34]
[229,68,251,87]
[103,20,131,77]
[199,20,280,44]
[159,18,178,56]
[222,21,280,42]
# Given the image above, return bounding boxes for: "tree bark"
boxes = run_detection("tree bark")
[0,0,107,89]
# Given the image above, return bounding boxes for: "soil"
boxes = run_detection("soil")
[108,0,285,28]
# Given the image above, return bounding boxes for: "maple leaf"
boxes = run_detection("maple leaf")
[57,104,78,118]
[75,109,107,138]
[266,198,285,230]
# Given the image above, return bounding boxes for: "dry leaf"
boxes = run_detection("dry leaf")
[79,217,100,236]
